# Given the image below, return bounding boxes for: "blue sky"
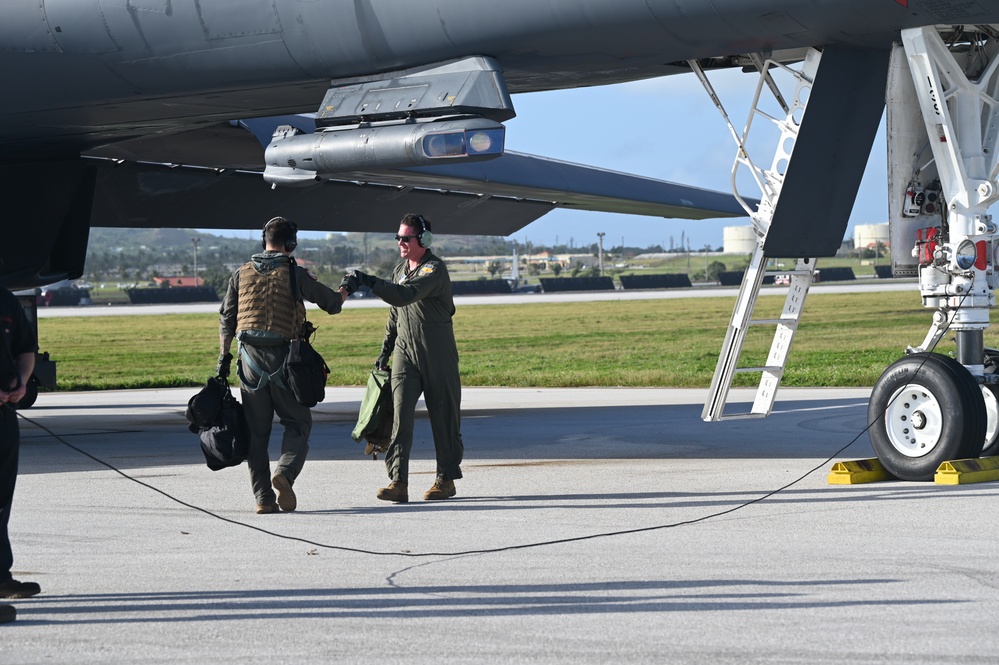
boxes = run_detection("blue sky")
[210,68,889,250]
[501,68,889,250]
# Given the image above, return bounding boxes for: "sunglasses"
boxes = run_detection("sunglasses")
[395,235,416,243]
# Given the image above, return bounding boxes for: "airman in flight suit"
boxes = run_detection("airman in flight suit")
[342,213,463,503]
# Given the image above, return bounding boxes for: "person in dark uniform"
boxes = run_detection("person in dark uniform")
[341,213,464,503]
[0,286,41,623]
[219,217,349,514]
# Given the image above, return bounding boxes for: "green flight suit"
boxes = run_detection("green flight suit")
[371,250,464,484]
[219,252,343,504]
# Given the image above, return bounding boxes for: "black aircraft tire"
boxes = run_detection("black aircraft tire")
[945,354,987,460]
[906,353,984,460]
[869,353,986,481]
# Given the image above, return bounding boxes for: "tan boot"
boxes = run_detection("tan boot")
[272,472,297,512]
[423,477,456,500]
[376,481,409,503]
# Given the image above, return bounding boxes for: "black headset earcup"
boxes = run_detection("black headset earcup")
[413,214,432,248]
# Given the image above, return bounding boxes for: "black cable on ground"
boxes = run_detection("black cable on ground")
[11,406,868,558]
[13,297,960,558]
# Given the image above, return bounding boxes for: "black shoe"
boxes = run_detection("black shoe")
[0,580,40,599]
[0,604,14,623]
[255,501,279,514]
[272,472,297,512]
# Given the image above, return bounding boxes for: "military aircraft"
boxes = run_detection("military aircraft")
[4,0,999,481]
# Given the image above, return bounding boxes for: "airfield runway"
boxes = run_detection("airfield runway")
[34,279,919,317]
[4,385,999,663]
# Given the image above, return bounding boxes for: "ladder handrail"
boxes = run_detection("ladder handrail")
[693,50,823,422]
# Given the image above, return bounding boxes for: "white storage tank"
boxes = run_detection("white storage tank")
[723,226,756,254]
[854,223,889,250]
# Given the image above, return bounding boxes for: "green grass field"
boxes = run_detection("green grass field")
[36,290,999,391]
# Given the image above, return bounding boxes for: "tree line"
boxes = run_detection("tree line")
[81,227,705,293]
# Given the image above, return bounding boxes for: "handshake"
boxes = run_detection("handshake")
[340,271,391,371]
[338,269,376,296]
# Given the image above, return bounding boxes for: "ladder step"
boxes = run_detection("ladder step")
[748,318,801,326]
[733,366,783,374]
[714,412,769,421]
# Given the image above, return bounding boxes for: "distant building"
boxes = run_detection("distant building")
[854,223,890,250]
[722,223,889,256]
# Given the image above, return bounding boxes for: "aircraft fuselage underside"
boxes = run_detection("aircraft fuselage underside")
[1,1,995,155]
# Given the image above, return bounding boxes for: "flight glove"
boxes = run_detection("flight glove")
[347,270,376,288]
[338,274,357,295]
[216,352,233,379]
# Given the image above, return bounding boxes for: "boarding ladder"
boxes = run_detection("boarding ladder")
[703,249,818,420]
[690,51,822,421]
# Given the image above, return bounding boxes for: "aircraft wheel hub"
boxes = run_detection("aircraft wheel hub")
[884,387,942,457]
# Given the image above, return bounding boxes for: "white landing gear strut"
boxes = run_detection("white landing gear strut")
[870,27,999,479]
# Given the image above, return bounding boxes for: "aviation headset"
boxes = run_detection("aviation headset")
[262,216,298,253]
[408,213,433,248]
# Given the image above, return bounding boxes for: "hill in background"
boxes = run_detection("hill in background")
[87,227,513,256]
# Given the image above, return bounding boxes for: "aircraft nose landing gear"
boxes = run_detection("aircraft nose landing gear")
[869,353,986,481]
[872,26,999,481]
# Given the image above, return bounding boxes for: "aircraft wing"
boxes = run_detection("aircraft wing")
[85,118,750,237]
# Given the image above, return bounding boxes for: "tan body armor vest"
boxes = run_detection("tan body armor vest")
[235,262,304,342]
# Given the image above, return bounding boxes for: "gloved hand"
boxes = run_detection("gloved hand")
[374,353,390,371]
[216,352,233,379]
[338,274,358,296]
[347,269,376,289]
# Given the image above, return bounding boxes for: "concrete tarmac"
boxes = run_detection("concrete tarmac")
[4,385,999,663]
